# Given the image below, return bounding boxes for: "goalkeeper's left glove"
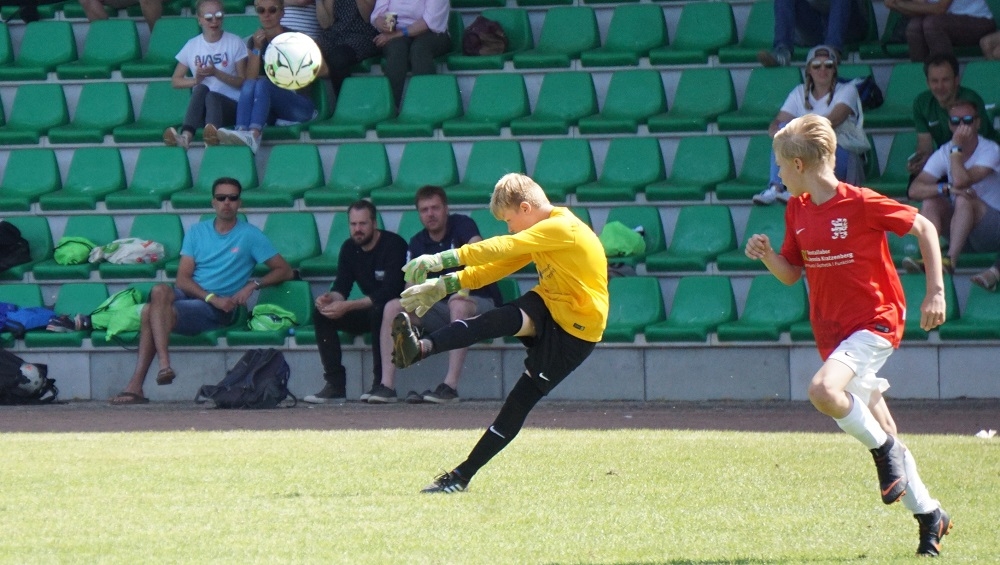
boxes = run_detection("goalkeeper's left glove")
[402,249,460,284]
[399,274,462,317]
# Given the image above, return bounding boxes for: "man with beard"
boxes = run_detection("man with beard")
[304,200,408,403]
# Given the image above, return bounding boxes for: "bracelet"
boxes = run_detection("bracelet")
[950,145,962,154]
[401,26,409,37]
[204,293,215,303]
[250,48,261,56]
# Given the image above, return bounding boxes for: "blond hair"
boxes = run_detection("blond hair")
[489,173,550,219]
[773,114,837,171]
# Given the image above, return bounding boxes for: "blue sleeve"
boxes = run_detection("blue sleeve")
[248,226,280,264]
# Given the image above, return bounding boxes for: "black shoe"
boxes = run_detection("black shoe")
[46,315,76,333]
[421,470,468,494]
[302,383,346,404]
[915,508,952,556]
[871,435,908,504]
[359,383,378,402]
[404,390,425,404]
[391,312,426,369]
[423,383,460,404]
[366,383,397,404]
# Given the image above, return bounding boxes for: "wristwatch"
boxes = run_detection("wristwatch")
[250,48,261,56]
[950,146,962,155]
[252,279,262,289]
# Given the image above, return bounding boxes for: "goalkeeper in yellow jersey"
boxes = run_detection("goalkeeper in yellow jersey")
[392,172,610,494]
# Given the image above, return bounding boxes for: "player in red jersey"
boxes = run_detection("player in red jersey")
[745,114,953,557]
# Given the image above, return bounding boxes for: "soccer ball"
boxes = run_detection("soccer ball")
[263,32,322,90]
[17,363,42,395]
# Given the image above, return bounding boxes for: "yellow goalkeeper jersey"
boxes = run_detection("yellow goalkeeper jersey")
[453,207,609,342]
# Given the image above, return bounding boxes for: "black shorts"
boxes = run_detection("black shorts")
[511,291,596,395]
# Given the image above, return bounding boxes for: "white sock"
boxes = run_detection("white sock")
[900,449,939,515]
[834,393,888,450]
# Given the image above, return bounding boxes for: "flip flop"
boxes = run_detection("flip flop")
[109,392,149,405]
[156,367,176,386]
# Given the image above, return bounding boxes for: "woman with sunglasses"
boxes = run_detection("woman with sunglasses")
[165,0,248,150]
[205,0,320,154]
[754,45,867,205]
[315,0,380,97]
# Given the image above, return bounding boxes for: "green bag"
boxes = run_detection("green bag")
[105,303,144,340]
[90,287,144,336]
[248,303,297,332]
[599,221,646,258]
[53,236,96,265]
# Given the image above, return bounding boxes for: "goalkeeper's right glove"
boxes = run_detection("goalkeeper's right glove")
[399,274,462,317]
[402,249,460,284]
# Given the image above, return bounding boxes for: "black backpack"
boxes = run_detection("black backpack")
[195,348,295,409]
[0,348,58,405]
[0,221,32,274]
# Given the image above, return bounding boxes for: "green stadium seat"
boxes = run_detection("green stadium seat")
[298,212,385,277]
[121,17,201,78]
[717,67,802,131]
[647,68,737,133]
[447,8,533,71]
[375,75,462,138]
[105,146,192,210]
[648,2,736,65]
[645,206,736,272]
[867,131,917,198]
[0,149,61,211]
[0,217,53,281]
[860,11,908,59]
[602,276,665,343]
[899,273,960,340]
[303,143,391,207]
[253,213,321,276]
[369,142,458,206]
[575,137,664,202]
[580,4,667,67]
[309,76,395,139]
[0,84,69,145]
[32,215,118,280]
[451,0,504,8]
[962,61,1000,121]
[577,69,666,134]
[469,208,507,240]
[0,282,43,345]
[442,74,529,137]
[530,138,596,202]
[241,145,324,208]
[113,81,190,143]
[888,230,922,268]
[98,214,184,279]
[569,206,592,228]
[865,63,926,128]
[48,82,134,144]
[0,24,12,67]
[513,7,599,69]
[602,205,666,267]
[265,82,333,141]
[716,276,808,341]
[222,15,261,38]
[939,284,1000,340]
[645,276,737,342]
[226,280,315,346]
[38,148,126,211]
[717,1,773,63]
[395,210,423,243]
[447,140,526,205]
[516,0,572,6]
[170,146,258,209]
[717,205,786,271]
[715,135,773,200]
[0,21,77,81]
[838,64,875,81]
[509,72,597,136]
[56,19,140,79]
[646,136,736,201]
[24,283,108,348]
[496,278,521,305]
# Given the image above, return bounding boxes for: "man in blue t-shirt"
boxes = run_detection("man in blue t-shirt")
[109,177,293,405]
[366,185,502,405]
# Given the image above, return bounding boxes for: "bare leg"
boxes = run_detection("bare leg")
[139,0,162,30]
[947,195,986,267]
[807,357,856,418]
[146,284,177,372]
[919,195,953,237]
[379,298,414,390]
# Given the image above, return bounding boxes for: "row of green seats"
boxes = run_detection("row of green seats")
[0,0,254,23]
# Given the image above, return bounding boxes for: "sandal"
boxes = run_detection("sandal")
[971,266,1000,292]
[156,367,176,386]
[109,391,149,405]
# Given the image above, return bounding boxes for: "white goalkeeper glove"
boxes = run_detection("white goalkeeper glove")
[399,274,462,317]
[402,249,460,284]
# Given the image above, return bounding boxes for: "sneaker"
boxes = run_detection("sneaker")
[775,188,791,204]
[405,390,425,404]
[901,256,954,275]
[752,185,787,205]
[359,383,379,402]
[217,127,260,154]
[421,470,468,494]
[45,315,76,333]
[163,127,190,150]
[302,383,346,404]
[870,434,908,504]
[423,383,460,404]
[915,507,952,556]
[757,47,790,67]
[391,312,427,369]
[203,123,221,146]
[366,383,398,404]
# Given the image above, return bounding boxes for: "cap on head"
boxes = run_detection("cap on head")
[806,45,838,65]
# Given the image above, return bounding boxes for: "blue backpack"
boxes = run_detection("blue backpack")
[0,303,58,338]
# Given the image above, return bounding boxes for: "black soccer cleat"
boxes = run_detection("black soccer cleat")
[391,312,426,369]
[871,434,908,504]
[915,508,952,557]
[421,470,469,494]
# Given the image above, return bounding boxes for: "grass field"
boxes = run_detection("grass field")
[0,429,995,563]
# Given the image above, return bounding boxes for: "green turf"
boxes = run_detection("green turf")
[0,429,994,563]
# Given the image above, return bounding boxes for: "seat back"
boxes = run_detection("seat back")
[78,19,140,67]
[0,23,12,66]
[135,81,191,126]
[671,2,736,54]
[667,276,737,328]
[327,143,392,192]
[461,140,526,189]
[740,204,787,251]
[670,136,735,188]
[962,61,1000,119]
[667,206,736,259]
[322,211,385,260]
[261,145,324,191]
[16,21,77,70]
[0,283,43,307]
[53,282,109,316]
[261,212,321,267]
[899,273,959,335]
[606,205,666,257]
[736,1,774,50]
[740,275,808,327]
[195,146,258,191]
[469,208,507,240]
[131,146,192,194]
[128,214,184,259]
[532,138,596,199]
[397,75,462,126]
[875,62,927,114]
[606,276,665,333]
[1,149,60,197]
[3,217,52,264]
[671,68,737,120]
[599,69,666,120]
[70,82,134,130]
[733,135,773,184]
[394,142,459,191]
[598,137,665,187]
[464,73,529,123]
[255,280,314,328]
[7,83,68,133]
[530,71,598,123]
[143,17,201,64]
[64,148,126,195]
[957,284,1000,323]
[602,4,667,54]
[480,8,533,52]
[223,15,261,39]
[536,7,600,56]
[739,67,803,116]
[62,214,119,246]
[331,76,395,126]
[395,210,423,243]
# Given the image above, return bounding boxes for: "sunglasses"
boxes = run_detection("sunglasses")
[214,194,240,202]
[255,6,279,14]
[201,10,224,21]
[810,60,835,69]
[949,115,976,125]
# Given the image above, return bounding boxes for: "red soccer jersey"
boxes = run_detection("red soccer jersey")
[780,183,918,360]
